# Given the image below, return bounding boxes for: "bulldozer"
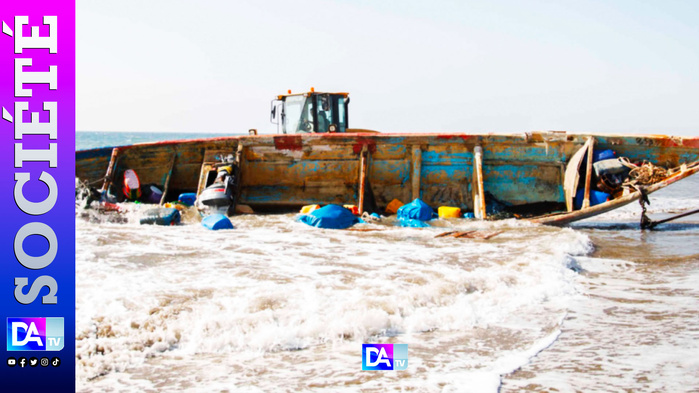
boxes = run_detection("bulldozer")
[271,88,352,134]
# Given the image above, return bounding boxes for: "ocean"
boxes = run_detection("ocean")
[75,131,699,392]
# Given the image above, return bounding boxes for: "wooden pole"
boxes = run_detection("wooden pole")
[160,152,177,205]
[648,208,699,229]
[100,147,120,194]
[231,143,245,215]
[358,145,368,214]
[582,137,595,209]
[474,145,486,219]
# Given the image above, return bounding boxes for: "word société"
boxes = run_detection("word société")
[9,15,60,305]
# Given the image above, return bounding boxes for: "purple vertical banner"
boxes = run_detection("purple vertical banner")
[0,1,75,392]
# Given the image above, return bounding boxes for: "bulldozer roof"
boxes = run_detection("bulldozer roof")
[277,90,349,100]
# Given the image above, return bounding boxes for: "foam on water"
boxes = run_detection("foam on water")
[76,203,590,392]
[501,176,699,391]
[502,255,699,392]
[75,132,699,392]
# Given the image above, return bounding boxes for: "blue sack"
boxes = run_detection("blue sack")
[396,199,434,227]
[202,214,234,230]
[397,199,434,221]
[298,204,359,229]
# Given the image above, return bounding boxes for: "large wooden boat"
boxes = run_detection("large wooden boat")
[76,91,699,226]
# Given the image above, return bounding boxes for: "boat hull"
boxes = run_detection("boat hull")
[76,132,699,223]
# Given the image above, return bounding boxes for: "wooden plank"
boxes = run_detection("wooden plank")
[358,145,369,214]
[159,152,177,205]
[563,138,593,212]
[196,163,215,196]
[435,230,503,240]
[231,143,244,215]
[473,145,486,219]
[471,162,479,217]
[411,145,421,201]
[582,137,595,209]
[100,147,120,193]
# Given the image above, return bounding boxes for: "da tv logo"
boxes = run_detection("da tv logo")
[6,318,64,351]
[362,344,408,370]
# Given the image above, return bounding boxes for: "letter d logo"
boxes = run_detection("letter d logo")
[12,322,43,346]
[7,318,47,351]
[362,344,394,370]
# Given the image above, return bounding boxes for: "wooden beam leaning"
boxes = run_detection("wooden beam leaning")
[563,138,593,212]
[160,151,177,205]
[230,143,245,215]
[100,147,120,193]
[358,145,369,214]
[473,145,486,219]
[411,145,422,201]
[582,136,595,209]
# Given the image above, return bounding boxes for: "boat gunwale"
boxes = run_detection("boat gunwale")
[75,131,699,154]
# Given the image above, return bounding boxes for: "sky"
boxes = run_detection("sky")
[77,0,699,136]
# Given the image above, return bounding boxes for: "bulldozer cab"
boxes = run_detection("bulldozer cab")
[271,90,349,134]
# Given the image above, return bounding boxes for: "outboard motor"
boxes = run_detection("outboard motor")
[198,155,240,215]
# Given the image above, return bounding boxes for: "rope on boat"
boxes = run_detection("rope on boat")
[86,176,108,185]
[624,161,668,186]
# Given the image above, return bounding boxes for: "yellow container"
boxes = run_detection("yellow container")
[438,206,461,218]
[385,199,404,215]
[300,204,321,214]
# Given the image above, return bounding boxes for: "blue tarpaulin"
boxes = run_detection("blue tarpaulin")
[397,199,434,227]
[397,199,434,221]
[398,218,430,227]
[298,204,360,229]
